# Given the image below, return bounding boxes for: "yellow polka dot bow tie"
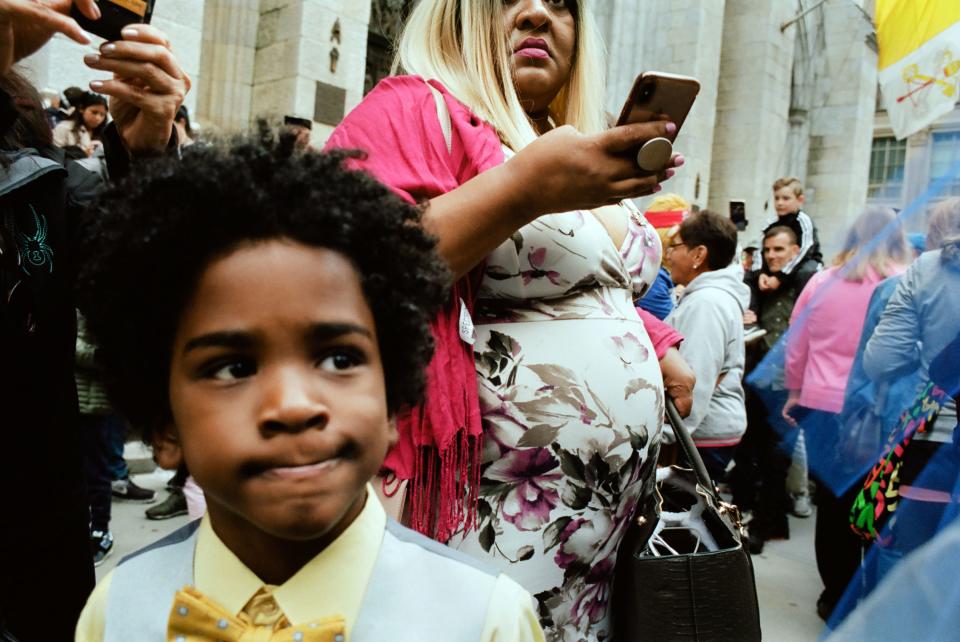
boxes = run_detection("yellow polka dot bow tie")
[167,586,346,642]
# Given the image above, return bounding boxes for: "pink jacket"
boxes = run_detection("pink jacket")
[785,265,906,413]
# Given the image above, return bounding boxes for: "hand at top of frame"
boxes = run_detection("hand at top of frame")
[84,23,191,155]
[0,0,99,74]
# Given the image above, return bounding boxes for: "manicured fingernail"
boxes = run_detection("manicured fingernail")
[92,4,102,19]
[653,184,663,193]
[666,169,676,179]
[101,43,116,54]
[84,53,100,64]
[665,122,677,134]
[675,155,686,167]
[121,27,139,38]
[90,80,104,89]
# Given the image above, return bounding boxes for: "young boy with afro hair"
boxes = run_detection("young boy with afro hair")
[73,129,544,642]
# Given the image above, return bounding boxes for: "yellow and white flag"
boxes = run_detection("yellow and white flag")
[877,0,960,140]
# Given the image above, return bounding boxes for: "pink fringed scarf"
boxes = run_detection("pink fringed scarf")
[384,270,485,541]
[324,76,504,541]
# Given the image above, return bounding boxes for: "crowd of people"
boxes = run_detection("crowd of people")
[1,1,958,641]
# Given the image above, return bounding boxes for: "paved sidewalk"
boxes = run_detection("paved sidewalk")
[752,512,826,641]
[97,468,189,582]
[102,469,827,640]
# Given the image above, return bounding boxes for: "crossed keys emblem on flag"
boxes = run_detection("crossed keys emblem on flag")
[897,49,960,103]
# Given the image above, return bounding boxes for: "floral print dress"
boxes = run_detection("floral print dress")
[448,198,665,641]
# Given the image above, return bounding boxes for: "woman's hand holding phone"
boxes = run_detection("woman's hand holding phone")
[84,23,191,155]
[507,121,683,218]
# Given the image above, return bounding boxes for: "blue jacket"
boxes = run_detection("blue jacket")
[637,267,674,320]
[841,275,921,436]
[864,251,960,442]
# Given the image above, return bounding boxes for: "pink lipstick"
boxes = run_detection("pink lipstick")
[514,38,550,59]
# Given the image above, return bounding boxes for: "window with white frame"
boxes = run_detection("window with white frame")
[930,131,960,198]
[868,136,907,200]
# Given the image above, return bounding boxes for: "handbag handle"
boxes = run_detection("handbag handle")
[664,397,720,504]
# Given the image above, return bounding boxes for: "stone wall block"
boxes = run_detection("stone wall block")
[301,0,370,29]
[251,76,299,119]
[255,39,301,84]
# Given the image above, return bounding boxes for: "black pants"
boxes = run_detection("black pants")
[814,484,864,610]
[730,387,791,538]
[795,408,864,612]
[81,413,126,532]
[697,445,737,485]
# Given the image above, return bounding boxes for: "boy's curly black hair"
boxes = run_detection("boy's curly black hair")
[74,126,449,442]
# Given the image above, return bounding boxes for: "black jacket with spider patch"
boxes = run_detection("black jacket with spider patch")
[0,85,175,640]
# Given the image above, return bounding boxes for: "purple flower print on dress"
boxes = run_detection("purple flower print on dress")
[554,517,587,567]
[486,448,563,531]
[553,502,634,625]
[521,247,564,286]
[610,332,650,367]
[572,556,615,624]
[619,224,640,262]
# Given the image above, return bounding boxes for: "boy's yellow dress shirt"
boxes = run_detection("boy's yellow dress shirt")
[76,488,544,642]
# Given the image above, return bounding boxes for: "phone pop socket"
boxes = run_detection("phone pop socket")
[636,137,673,172]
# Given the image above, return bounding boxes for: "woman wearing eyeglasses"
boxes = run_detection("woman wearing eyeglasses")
[664,211,751,481]
[326,1,685,639]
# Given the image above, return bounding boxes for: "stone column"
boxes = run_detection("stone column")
[250,0,371,144]
[709,0,797,238]
[597,0,724,211]
[802,1,878,256]
[597,0,651,119]
[196,0,259,132]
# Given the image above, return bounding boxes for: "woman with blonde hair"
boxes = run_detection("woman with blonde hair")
[326,1,682,638]
[782,205,911,620]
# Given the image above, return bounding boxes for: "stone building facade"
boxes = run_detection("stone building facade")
[20,0,884,254]
[597,0,878,255]
[867,105,960,233]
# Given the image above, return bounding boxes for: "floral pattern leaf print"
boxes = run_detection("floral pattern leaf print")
[486,447,563,531]
[451,201,664,641]
[466,328,655,636]
[521,247,565,286]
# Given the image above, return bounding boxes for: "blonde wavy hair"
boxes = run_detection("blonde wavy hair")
[834,206,912,281]
[394,0,608,151]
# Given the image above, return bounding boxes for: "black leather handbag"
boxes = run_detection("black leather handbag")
[612,399,762,641]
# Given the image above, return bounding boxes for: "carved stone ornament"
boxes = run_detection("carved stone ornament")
[330,46,340,74]
[369,0,412,42]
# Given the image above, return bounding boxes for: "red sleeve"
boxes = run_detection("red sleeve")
[637,307,683,359]
[324,75,503,203]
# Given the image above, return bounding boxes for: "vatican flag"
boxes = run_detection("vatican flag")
[877,0,960,139]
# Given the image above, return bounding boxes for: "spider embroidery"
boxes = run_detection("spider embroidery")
[16,206,54,276]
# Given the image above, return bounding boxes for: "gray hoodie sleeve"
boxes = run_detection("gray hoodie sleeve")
[669,294,729,435]
[863,263,921,382]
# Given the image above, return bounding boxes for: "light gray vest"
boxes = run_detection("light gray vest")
[104,519,501,641]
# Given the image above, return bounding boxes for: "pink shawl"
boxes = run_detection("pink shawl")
[325,76,503,540]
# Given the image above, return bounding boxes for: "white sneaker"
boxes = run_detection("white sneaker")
[791,492,813,518]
